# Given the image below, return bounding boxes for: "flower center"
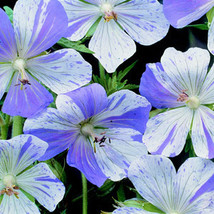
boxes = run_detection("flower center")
[1,174,19,198]
[177,90,200,109]
[12,58,31,89]
[100,2,117,22]
[81,123,109,153]
[186,96,200,109]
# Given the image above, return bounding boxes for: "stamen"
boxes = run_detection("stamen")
[101,2,117,22]
[177,89,188,102]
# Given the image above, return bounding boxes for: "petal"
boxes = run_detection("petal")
[199,63,214,104]
[0,8,17,61]
[27,49,92,94]
[60,0,100,41]
[23,108,77,161]
[67,135,108,187]
[0,64,14,101]
[13,0,68,58]
[191,106,214,159]
[139,63,182,108]
[89,19,136,73]
[161,47,210,96]
[175,157,214,213]
[208,18,214,55]
[95,89,151,133]
[62,83,108,119]
[2,72,53,117]
[95,128,147,182]
[128,155,176,213]
[143,107,193,157]
[163,0,214,28]
[17,163,65,212]
[115,0,169,45]
[0,134,48,176]
[0,191,40,214]
[113,207,152,214]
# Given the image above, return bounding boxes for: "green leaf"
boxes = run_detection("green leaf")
[3,6,13,23]
[143,202,165,213]
[97,180,116,197]
[207,7,214,25]
[57,37,94,54]
[186,24,209,30]
[117,60,138,81]
[21,189,35,203]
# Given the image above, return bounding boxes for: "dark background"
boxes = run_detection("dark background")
[0,1,209,213]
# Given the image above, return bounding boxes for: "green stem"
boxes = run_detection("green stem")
[12,116,23,137]
[1,114,10,140]
[81,173,88,214]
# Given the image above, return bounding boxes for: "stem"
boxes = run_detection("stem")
[1,114,10,140]
[81,173,88,214]
[12,116,23,137]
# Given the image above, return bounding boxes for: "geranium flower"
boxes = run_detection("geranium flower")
[0,134,65,214]
[163,0,214,54]
[140,47,214,158]
[23,83,151,187]
[113,155,214,214]
[0,0,92,117]
[59,0,170,73]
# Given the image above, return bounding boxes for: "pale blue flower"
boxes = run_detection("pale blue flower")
[0,0,92,117]
[0,134,65,214]
[113,155,214,214]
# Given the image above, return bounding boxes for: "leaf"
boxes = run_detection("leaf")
[143,202,164,213]
[186,24,209,30]
[85,17,101,38]
[207,7,214,25]
[3,6,13,23]
[57,38,94,54]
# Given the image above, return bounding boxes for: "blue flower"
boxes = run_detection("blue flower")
[59,0,170,73]
[163,0,214,54]
[113,155,214,214]
[24,83,151,187]
[140,47,214,158]
[0,0,92,117]
[0,134,65,214]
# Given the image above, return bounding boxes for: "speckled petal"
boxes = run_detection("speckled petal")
[2,72,53,117]
[139,63,182,109]
[161,47,210,96]
[95,128,147,182]
[23,107,78,161]
[27,49,92,94]
[0,8,17,61]
[143,107,193,157]
[17,163,65,212]
[59,0,100,41]
[128,155,176,213]
[113,207,153,214]
[0,134,48,176]
[163,0,214,28]
[89,19,136,73]
[13,0,68,58]
[0,64,14,101]
[62,83,108,119]
[175,157,214,213]
[95,89,151,133]
[0,191,40,214]
[191,106,214,159]
[67,135,108,187]
[115,0,169,45]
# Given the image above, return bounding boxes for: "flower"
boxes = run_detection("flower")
[0,134,65,214]
[163,0,214,54]
[0,0,92,117]
[140,47,214,158]
[23,83,151,187]
[59,0,170,73]
[113,155,214,214]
